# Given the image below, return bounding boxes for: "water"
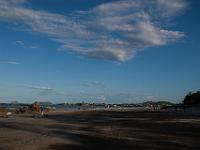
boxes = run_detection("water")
[0,103,144,111]
[0,103,108,110]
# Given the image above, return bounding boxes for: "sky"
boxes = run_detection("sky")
[0,0,200,103]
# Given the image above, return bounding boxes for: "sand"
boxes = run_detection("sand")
[0,110,200,150]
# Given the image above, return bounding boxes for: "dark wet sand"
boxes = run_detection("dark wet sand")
[0,110,200,150]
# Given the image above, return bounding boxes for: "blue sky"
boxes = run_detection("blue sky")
[0,0,199,103]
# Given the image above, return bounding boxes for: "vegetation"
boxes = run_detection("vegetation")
[183,91,200,106]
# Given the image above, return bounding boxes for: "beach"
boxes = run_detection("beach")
[0,110,200,150]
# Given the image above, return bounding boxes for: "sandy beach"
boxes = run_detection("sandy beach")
[0,110,200,150]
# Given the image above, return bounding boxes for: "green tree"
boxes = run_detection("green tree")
[183,91,200,105]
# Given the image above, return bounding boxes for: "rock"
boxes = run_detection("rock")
[6,112,12,116]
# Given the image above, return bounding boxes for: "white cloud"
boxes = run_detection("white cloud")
[0,61,21,65]
[15,40,39,49]
[29,45,39,49]
[81,81,105,88]
[24,85,56,91]
[106,91,166,103]
[156,0,188,17]
[0,0,188,62]
[97,95,107,102]
[16,40,25,46]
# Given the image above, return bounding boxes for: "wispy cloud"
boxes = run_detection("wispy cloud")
[23,85,56,91]
[106,91,167,103]
[16,40,25,46]
[81,81,105,88]
[15,40,39,49]
[0,0,188,62]
[29,45,40,49]
[0,61,21,65]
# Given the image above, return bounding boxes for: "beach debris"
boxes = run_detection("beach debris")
[15,101,51,118]
[31,101,41,112]
[16,101,42,114]
[0,108,8,113]
[6,112,12,116]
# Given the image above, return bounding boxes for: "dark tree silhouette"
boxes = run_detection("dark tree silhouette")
[183,91,200,105]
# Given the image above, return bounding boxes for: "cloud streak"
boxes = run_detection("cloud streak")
[81,81,105,88]
[23,85,56,91]
[0,0,188,62]
[0,61,21,65]
[15,40,39,49]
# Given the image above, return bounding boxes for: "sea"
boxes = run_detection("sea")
[0,103,142,110]
[0,103,115,110]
